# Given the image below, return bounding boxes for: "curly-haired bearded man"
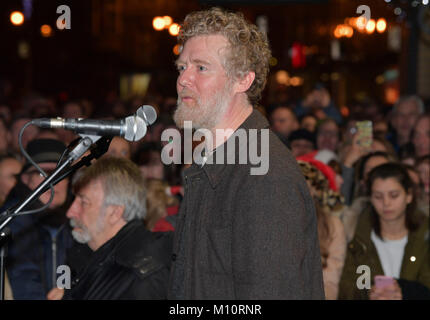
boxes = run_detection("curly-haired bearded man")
[169,7,325,300]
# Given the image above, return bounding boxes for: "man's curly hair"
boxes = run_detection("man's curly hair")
[178,7,272,105]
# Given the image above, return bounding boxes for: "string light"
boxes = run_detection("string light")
[152,17,165,31]
[376,18,387,33]
[10,11,24,26]
[40,24,53,37]
[366,19,376,34]
[163,16,172,27]
[169,23,180,36]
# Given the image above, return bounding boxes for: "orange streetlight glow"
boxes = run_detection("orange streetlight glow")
[275,70,289,85]
[173,44,181,55]
[334,24,353,38]
[10,11,24,26]
[348,17,357,27]
[169,23,180,36]
[152,17,165,31]
[376,18,387,33]
[163,16,173,27]
[289,76,303,87]
[366,19,376,34]
[334,25,342,38]
[40,25,53,37]
[356,16,367,30]
[345,25,354,38]
[340,106,350,117]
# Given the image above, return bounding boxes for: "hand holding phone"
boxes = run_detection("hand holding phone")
[374,275,395,289]
[355,120,373,149]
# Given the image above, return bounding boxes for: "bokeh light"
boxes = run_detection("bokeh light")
[153,17,165,31]
[376,18,387,33]
[10,11,24,26]
[275,70,289,85]
[173,44,181,55]
[169,23,180,36]
[356,16,367,30]
[163,16,172,27]
[366,19,376,34]
[40,24,53,37]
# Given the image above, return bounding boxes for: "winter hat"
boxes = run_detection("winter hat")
[22,139,66,173]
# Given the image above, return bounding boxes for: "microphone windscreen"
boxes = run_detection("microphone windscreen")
[137,105,157,125]
[124,116,147,141]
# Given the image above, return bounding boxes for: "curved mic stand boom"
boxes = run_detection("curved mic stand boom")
[0,135,112,300]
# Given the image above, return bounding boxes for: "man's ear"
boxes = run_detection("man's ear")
[107,205,125,225]
[234,71,255,94]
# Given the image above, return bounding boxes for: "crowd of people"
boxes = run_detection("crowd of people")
[268,92,430,299]
[0,7,429,300]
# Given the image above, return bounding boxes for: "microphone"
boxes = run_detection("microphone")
[136,105,157,126]
[32,105,157,142]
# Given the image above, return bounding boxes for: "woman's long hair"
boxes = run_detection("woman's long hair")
[297,160,335,268]
[315,200,333,268]
[145,179,179,230]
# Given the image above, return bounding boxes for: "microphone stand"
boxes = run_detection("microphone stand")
[0,135,112,300]
[0,227,11,300]
[37,136,112,195]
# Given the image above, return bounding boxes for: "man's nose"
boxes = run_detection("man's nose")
[177,68,194,88]
[66,199,79,219]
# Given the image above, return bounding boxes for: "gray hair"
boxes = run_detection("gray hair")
[72,157,147,221]
[393,95,424,115]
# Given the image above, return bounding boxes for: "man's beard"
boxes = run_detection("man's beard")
[174,81,233,130]
[70,219,92,244]
[69,209,106,245]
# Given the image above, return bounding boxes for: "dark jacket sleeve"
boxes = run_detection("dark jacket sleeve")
[131,266,171,299]
[338,244,369,300]
[398,279,430,300]
[129,231,173,300]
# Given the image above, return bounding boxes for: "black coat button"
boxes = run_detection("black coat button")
[172,254,177,261]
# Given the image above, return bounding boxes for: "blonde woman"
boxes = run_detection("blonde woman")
[297,160,347,299]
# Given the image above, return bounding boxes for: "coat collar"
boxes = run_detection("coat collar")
[352,209,429,274]
[182,109,270,189]
[354,208,429,245]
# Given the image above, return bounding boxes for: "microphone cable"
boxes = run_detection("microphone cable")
[7,120,56,217]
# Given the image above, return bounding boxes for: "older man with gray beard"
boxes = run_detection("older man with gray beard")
[59,157,173,300]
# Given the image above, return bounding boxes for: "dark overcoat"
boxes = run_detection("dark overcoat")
[168,109,325,299]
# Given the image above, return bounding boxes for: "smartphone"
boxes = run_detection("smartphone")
[356,120,373,148]
[374,275,395,289]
